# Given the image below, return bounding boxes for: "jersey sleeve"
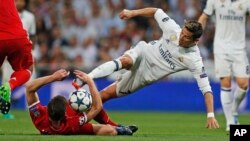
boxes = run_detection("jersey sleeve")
[29,101,47,131]
[203,0,215,16]
[188,56,212,95]
[154,9,180,34]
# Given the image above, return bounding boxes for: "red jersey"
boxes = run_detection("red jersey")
[0,0,28,40]
[29,102,94,135]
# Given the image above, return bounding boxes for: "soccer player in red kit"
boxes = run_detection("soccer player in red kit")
[26,69,136,135]
[0,0,33,114]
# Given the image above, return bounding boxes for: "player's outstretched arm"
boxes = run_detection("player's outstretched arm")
[26,69,69,106]
[204,92,220,129]
[198,13,209,30]
[74,70,102,122]
[119,7,158,20]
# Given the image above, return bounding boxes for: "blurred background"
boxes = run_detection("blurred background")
[18,0,228,79]
[0,0,250,112]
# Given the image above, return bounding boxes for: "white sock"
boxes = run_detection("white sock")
[88,59,122,79]
[232,86,248,115]
[220,88,234,126]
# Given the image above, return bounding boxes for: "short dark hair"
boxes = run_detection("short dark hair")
[47,95,67,121]
[184,20,203,40]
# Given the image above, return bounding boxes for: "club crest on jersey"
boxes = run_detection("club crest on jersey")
[170,34,177,41]
[178,57,184,62]
[79,116,85,126]
[238,4,243,11]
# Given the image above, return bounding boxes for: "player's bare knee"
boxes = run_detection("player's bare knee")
[119,56,133,70]
[106,126,117,136]
[237,81,249,90]
[220,77,231,88]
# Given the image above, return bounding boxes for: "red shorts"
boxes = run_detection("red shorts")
[0,38,33,71]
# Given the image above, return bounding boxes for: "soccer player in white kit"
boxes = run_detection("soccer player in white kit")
[198,0,249,131]
[74,7,219,129]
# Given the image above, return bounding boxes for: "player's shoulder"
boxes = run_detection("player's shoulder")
[183,46,202,63]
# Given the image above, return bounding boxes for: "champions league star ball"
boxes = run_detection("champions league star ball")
[69,89,92,112]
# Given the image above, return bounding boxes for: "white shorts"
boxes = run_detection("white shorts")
[214,53,249,78]
[116,41,148,97]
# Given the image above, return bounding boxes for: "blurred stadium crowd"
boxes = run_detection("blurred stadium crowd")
[24,0,250,79]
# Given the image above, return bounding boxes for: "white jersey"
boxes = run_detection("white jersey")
[203,0,250,54]
[118,9,212,95]
[19,10,36,36]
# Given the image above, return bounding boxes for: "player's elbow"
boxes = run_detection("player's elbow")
[25,81,35,93]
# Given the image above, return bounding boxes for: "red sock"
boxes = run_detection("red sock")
[8,69,31,91]
[94,108,118,126]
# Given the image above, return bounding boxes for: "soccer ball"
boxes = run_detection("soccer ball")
[69,89,92,112]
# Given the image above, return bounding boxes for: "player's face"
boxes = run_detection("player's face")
[15,0,26,12]
[179,27,196,48]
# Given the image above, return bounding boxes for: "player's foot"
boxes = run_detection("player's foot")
[72,78,86,89]
[118,124,138,133]
[0,113,15,119]
[115,126,133,135]
[127,125,138,133]
[0,83,11,114]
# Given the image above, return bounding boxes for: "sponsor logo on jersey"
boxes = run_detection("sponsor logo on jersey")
[159,44,176,70]
[162,17,169,22]
[219,14,244,21]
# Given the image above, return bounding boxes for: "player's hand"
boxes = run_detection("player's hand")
[74,70,91,84]
[52,69,69,81]
[206,117,220,129]
[119,9,134,20]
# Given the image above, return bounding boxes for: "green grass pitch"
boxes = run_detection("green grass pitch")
[0,110,249,141]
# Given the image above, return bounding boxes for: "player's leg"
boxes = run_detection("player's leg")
[231,53,249,124]
[214,54,234,130]
[94,71,138,128]
[232,77,248,124]
[88,41,146,79]
[0,42,10,114]
[88,54,133,79]
[92,124,133,136]
[0,38,33,114]
[220,77,234,129]
[0,60,15,118]
[93,83,119,126]
[7,38,33,91]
